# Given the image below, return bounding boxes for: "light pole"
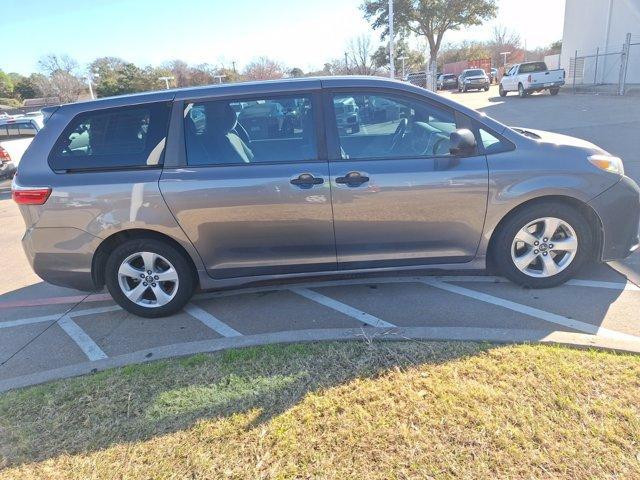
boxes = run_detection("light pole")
[84,74,96,100]
[500,51,511,68]
[398,55,408,79]
[388,0,394,79]
[158,76,175,89]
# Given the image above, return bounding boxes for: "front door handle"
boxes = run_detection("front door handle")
[335,171,370,187]
[290,173,324,188]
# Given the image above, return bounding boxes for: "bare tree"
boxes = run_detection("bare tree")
[38,53,79,76]
[488,25,522,66]
[346,35,379,75]
[242,57,285,81]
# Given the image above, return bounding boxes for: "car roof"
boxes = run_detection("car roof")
[49,75,509,135]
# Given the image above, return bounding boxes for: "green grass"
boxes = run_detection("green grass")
[1,341,639,479]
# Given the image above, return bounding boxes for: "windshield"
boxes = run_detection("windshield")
[465,69,485,76]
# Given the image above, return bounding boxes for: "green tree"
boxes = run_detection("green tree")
[362,0,498,84]
[289,67,304,78]
[372,38,425,75]
[0,70,14,98]
[14,74,42,99]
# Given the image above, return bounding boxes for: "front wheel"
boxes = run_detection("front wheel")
[491,203,593,288]
[550,87,560,96]
[499,84,507,97]
[105,239,196,318]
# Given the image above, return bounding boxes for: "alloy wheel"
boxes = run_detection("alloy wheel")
[510,217,578,278]
[117,251,180,308]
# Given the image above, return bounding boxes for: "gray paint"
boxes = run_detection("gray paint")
[13,76,640,292]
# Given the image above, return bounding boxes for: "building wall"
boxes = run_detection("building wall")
[561,0,640,84]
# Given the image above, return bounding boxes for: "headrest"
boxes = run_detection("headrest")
[204,103,237,135]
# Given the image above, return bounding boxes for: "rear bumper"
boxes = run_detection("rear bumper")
[588,176,640,261]
[22,226,100,291]
[527,80,565,91]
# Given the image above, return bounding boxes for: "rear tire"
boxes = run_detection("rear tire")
[550,88,560,96]
[499,84,507,97]
[105,238,196,318]
[491,202,593,288]
[518,83,527,98]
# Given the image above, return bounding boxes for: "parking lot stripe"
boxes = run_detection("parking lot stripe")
[421,278,640,341]
[0,312,62,329]
[0,305,121,330]
[290,288,396,328]
[58,315,108,361]
[184,304,242,337]
[435,276,640,291]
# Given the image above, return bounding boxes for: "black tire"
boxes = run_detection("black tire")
[105,238,196,318]
[518,83,527,98]
[484,86,490,91]
[491,202,593,288]
[499,84,507,97]
[550,88,560,96]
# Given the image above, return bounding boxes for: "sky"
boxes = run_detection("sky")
[0,0,566,75]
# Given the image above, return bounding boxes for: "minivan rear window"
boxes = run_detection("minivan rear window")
[49,102,171,172]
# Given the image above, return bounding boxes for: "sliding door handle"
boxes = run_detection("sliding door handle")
[335,171,369,187]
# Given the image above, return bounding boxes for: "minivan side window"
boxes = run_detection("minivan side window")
[184,95,317,166]
[331,92,457,160]
[49,102,171,172]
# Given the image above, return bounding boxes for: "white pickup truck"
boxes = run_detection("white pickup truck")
[499,61,565,98]
[0,114,43,179]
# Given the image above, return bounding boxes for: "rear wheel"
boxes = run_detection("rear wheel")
[492,202,593,288]
[105,239,196,318]
[499,84,507,97]
[518,83,527,98]
[550,87,560,96]
[484,86,490,91]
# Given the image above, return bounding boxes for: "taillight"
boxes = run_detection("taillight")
[0,146,10,163]
[11,181,52,205]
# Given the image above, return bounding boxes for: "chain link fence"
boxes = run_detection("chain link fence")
[569,33,640,95]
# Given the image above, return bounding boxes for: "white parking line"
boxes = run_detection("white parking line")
[436,275,640,291]
[58,315,108,361]
[0,305,122,329]
[0,312,63,329]
[421,278,640,341]
[184,303,242,337]
[290,287,396,328]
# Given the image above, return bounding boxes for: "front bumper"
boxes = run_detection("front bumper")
[464,81,489,89]
[588,176,640,261]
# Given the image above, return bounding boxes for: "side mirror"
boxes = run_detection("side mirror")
[449,129,477,156]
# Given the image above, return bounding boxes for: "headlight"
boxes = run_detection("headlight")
[588,154,624,175]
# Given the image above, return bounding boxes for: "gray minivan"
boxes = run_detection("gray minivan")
[12,77,640,317]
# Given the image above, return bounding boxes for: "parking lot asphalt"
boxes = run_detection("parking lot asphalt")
[1,86,640,391]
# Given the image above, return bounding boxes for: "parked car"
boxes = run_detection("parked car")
[333,96,360,134]
[237,100,293,139]
[458,69,490,92]
[0,114,44,178]
[499,61,565,97]
[405,72,427,88]
[437,74,458,90]
[12,77,640,317]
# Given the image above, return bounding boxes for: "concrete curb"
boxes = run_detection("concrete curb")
[2,326,640,393]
